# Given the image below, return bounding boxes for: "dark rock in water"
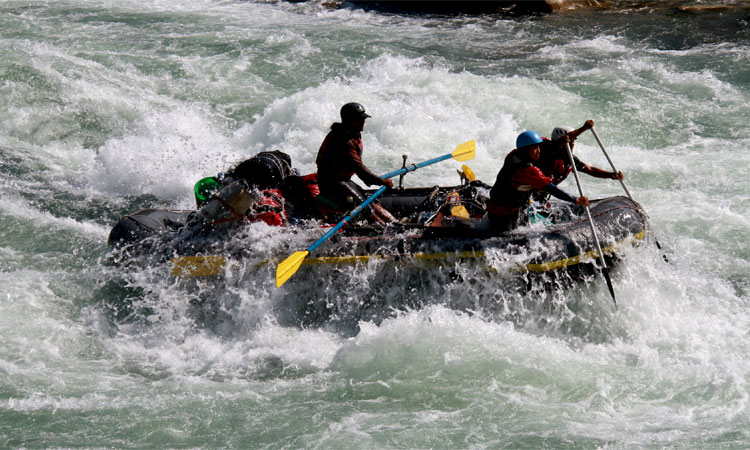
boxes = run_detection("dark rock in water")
[341,0,604,15]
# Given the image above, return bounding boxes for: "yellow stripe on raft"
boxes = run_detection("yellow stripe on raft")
[171,230,645,277]
[170,255,226,277]
[524,231,645,272]
[303,230,646,272]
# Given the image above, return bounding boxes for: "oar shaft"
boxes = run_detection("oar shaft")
[590,126,665,256]
[565,142,616,306]
[308,185,387,253]
[380,154,451,179]
[581,205,607,269]
[380,140,474,179]
[590,127,634,201]
[565,142,606,266]
[308,163,411,253]
[308,149,465,253]
[276,140,474,288]
[311,146,471,250]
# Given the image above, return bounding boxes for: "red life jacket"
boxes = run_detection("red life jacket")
[247,189,287,226]
[302,173,320,197]
[300,173,342,221]
[487,148,552,217]
[315,124,372,185]
[537,138,583,185]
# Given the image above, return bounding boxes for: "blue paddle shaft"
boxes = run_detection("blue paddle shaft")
[307,152,455,253]
[380,154,452,179]
[307,185,387,253]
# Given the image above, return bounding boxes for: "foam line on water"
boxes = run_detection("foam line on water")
[0,193,110,240]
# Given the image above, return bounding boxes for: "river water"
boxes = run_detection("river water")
[1,0,749,447]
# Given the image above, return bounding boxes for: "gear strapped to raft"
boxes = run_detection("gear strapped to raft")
[190,150,296,227]
[194,150,295,207]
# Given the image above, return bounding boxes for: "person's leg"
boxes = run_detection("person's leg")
[319,181,372,223]
[341,182,396,224]
[372,202,397,223]
[488,210,520,233]
[320,180,397,224]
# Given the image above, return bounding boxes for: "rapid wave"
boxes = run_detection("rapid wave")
[0,1,748,447]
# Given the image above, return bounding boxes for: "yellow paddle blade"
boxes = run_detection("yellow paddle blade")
[451,140,475,162]
[276,250,310,287]
[170,255,226,277]
[461,164,476,182]
[450,204,470,219]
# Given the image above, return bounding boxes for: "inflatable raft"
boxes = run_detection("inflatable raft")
[107,181,649,284]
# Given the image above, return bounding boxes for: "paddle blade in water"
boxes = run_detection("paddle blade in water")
[452,140,475,162]
[603,269,617,309]
[276,250,309,287]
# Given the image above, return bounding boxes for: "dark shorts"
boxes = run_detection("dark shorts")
[488,209,528,233]
[318,180,373,213]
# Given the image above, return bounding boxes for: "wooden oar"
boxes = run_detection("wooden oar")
[275,140,475,287]
[590,126,666,256]
[564,141,617,308]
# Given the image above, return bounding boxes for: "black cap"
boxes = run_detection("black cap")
[340,102,371,122]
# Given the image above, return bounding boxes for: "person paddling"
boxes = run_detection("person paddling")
[486,131,588,233]
[315,102,396,224]
[536,120,624,186]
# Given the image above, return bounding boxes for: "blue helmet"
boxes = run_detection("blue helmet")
[516,130,543,149]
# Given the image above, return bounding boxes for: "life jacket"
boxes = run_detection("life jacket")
[299,172,341,220]
[315,124,363,183]
[549,154,583,184]
[537,139,583,185]
[246,189,287,226]
[302,173,320,197]
[487,149,551,217]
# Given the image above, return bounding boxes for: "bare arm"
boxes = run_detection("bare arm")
[566,119,594,141]
[349,145,393,188]
[580,163,623,180]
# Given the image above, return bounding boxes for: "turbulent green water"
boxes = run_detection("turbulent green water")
[1,0,749,447]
